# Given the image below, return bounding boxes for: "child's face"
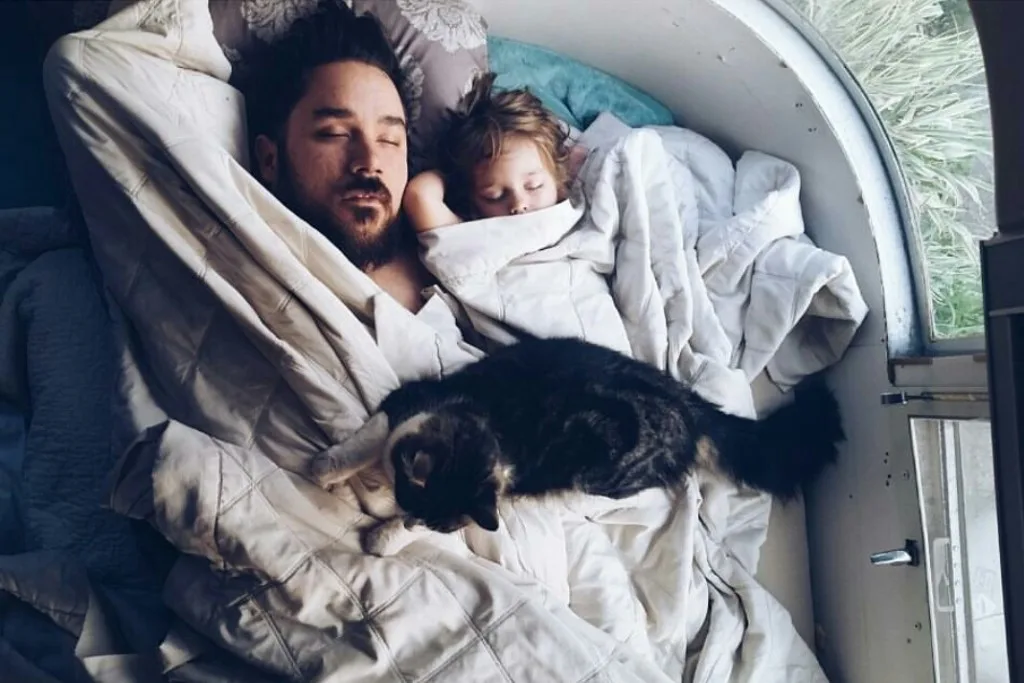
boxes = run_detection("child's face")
[471,136,560,219]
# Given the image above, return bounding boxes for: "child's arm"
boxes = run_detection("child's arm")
[403,171,463,233]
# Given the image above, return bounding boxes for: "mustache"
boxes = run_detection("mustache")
[336,176,391,203]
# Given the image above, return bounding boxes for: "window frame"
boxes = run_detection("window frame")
[762,0,1015,678]
[768,0,1024,678]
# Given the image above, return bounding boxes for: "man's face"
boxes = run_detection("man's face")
[256,61,409,269]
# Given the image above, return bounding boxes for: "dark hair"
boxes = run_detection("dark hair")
[241,1,411,143]
[442,72,570,216]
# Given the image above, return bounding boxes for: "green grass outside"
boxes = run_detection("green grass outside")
[788,0,993,339]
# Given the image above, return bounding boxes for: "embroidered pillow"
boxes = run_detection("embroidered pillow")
[350,0,488,172]
[97,0,487,173]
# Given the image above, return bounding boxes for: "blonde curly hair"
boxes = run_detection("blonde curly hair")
[441,72,570,217]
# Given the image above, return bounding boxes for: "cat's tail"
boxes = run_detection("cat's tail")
[707,373,844,501]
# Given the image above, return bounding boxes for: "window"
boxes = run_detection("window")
[782,0,994,342]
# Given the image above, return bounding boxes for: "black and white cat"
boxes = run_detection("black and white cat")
[312,336,844,554]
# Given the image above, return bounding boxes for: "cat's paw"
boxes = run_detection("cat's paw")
[311,445,379,489]
[311,414,391,489]
[310,445,352,489]
[360,518,409,556]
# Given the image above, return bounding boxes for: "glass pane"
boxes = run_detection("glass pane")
[911,417,1008,682]
[783,0,995,340]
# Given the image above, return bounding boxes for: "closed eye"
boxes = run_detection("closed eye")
[315,130,349,140]
[526,182,545,192]
[379,137,403,147]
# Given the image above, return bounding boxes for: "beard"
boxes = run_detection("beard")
[275,151,409,270]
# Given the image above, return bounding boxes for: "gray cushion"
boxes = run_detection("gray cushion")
[351,0,488,171]
[96,0,488,173]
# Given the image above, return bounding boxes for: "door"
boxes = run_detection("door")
[885,360,1004,682]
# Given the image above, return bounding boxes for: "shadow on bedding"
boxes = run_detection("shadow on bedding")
[0,207,174,681]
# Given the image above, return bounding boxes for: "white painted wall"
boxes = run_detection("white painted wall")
[469,0,933,680]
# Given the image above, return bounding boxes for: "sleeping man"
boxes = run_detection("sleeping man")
[242,6,433,315]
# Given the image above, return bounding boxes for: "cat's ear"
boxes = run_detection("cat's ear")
[470,486,500,532]
[401,450,433,487]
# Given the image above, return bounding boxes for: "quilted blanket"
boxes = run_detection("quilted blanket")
[418,116,868,418]
[38,0,867,680]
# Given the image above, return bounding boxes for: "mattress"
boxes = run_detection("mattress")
[752,372,816,648]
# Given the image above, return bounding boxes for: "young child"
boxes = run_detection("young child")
[403,72,581,232]
[405,73,632,357]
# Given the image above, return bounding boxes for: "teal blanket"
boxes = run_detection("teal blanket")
[488,35,676,130]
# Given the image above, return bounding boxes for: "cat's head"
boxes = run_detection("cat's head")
[385,408,507,534]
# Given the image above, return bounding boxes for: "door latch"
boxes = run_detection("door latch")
[870,539,920,567]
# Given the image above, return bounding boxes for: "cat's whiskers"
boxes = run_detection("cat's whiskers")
[492,462,516,494]
[694,435,720,472]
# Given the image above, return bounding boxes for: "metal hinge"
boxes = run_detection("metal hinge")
[880,391,988,405]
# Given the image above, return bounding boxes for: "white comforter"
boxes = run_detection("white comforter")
[40,0,867,680]
[419,115,868,418]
